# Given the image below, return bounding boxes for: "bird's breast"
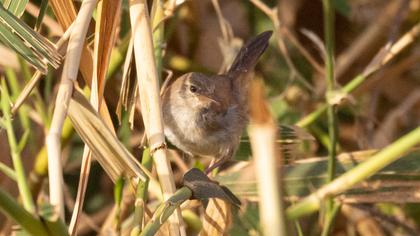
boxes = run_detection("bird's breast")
[163,102,245,157]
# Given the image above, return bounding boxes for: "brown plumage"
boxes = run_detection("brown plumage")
[162,31,272,173]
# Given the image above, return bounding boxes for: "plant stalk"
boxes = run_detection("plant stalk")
[286,126,420,219]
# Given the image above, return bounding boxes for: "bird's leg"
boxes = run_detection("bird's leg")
[205,150,233,175]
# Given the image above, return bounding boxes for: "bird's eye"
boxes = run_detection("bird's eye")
[189,85,198,93]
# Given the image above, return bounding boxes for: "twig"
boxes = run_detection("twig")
[335,0,405,79]
[211,0,233,42]
[251,0,323,75]
[296,21,420,128]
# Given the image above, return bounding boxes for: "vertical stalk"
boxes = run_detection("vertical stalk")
[248,80,287,236]
[1,80,35,214]
[322,0,338,234]
[323,0,337,181]
[46,0,96,220]
[129,0,185,235]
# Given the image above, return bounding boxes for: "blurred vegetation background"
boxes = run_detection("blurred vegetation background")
[0,0,420,235]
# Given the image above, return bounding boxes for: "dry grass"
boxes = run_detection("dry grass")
[1,1,420,236]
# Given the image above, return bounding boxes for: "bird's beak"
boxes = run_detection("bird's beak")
[196,94,220,108]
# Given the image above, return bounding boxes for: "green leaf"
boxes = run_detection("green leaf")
[1,0,28,17]
[17,130,29,153]
[35,0,49,31]
[0,187,49,235]
[0,4,61,73]
[38,202,69,236]
[114,177,125,206]
[0,22,46,72]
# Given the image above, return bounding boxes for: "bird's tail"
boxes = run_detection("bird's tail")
[227,30,272,77]
[227,31,272,107]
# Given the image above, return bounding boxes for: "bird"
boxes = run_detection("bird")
[162,31,272,173]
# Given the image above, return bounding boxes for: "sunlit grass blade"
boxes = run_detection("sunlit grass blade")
[2,0,28,17]
[0,4,61,72]
[35,0,49,31]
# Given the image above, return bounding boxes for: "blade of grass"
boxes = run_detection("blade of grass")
[68,89,150,182]
[0,187,49,235]
[286,126,420,219]
[3,0,28,17]
[114,177,125,234]
[0,161,16,180]
[35,0,49,31]
[0,4,61,69]
[140,187,192,236]
[132,148,153,232]
[39,203,70,236]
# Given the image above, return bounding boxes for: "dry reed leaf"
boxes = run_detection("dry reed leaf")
[92,0,121,106]
[48,0,76,28]
[46,0,96,220]
[25,2,63,36]
[116,37,138,127]
[70,2,123,234]
[68,89,148,183]
[200,199,232,236]
[48,0,117,146]
[49,0,93,84]
[341,205,386,236]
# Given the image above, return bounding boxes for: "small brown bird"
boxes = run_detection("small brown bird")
[162,31,272,173]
